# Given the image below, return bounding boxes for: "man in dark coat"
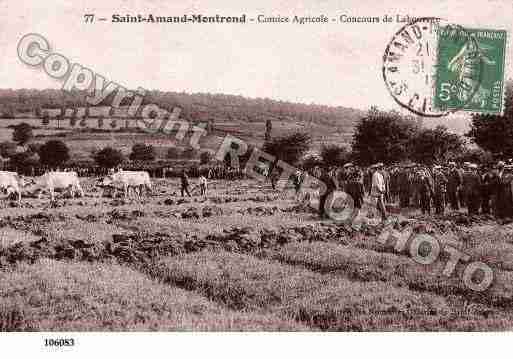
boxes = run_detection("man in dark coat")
[481,166,494,215]
[419,170,434,215]
[180,170,192,197]
[345,167,365,220]
[319,168,337,219]
[433,166,448,215]
[492,161,513,219]
[397,167,411,208]
[447,162,462,211]
[462,164,482,215]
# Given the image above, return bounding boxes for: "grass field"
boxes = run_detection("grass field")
[0,117,352,159]
[0,177,513,331]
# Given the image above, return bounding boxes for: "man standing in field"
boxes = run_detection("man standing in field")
[198,175,207,196]
[292,170,304,196]
[447,161,462,211]
[371,163,387,222]
[463,164,482,215]
[481,165,494,215]
[319,168,337,219]
[345,165,365,224]
[433,165,448,215]
[418,169,434,215]
[180,170,192,197]
[493,161,508,218]
[494,162,513,219]
[269,169,279,190]
[338,163,352,190]
[397,165,412,208]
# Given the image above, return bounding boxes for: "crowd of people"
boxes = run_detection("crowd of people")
[310,160,513,221]
[7,155,513,222]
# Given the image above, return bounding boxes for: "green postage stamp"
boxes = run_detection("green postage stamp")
[434,26,507,114]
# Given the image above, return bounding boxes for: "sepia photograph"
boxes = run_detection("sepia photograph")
[0,0,513,356]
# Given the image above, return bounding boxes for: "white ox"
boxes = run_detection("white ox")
[0,171,26,204]
[102,170,152,199]
[30,171,84,201]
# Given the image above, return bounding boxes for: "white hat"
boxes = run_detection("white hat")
[343,162,354,168]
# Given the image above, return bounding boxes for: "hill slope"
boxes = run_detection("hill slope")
[0,89,366,150]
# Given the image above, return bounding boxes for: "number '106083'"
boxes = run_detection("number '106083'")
[44,338,75,347]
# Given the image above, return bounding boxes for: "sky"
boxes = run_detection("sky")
[0,0,511,112]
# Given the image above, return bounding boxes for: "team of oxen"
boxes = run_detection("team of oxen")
[0,169,153,204]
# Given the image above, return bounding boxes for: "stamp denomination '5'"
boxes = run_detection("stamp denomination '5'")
[435,27,507,114]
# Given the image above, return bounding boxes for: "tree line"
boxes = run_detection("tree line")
[267,81,513,169]
[1,81,511,172]
[350,81,513,166]
[0,123,215,172]
[0,88,362,131]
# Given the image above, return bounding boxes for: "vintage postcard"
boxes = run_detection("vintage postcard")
[0,0,512,357]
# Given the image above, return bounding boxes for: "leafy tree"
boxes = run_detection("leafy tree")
[27,142,43,155]
[39,140,70,167]
[10,151,38,170]
[94,147,125,168]
[320,144,350,167]
[182,147,198,159]
[351,108,418,165]
[166,147,183,159]
[129,143,156,162]
[0,141,17,158]
[410,125,464,165]
[262,132,311,166]
[467,81,513,158]
[448,146,494,165]
[200,151,213,165]
[12,122,33,146]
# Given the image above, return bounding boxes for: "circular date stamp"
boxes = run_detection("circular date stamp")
[382,18,483,117]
